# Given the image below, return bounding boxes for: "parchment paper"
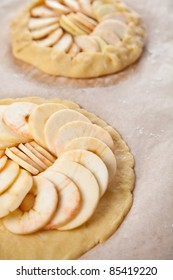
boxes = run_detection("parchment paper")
[0,0,173,259]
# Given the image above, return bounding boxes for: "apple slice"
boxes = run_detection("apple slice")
[91,35,107,51]
[92,29,120,45]
[29,103,67,148]
[18,144,48,170]
[0,155,7,171]
[45,0,70,13]
[3,102,37,139]
[51,160,100,230]
[62,137,117,182]
[63,0,80,12]
[31,23,59,40]
[0,160,20,194]
[55,121,115,156]
[58,149,109,196]
[54,33,73,52]
[29,17,59,30]
[74,35,100,52]
[101,12,127,23]
[0,169,33,218]
[0,106,28,144]
[36,28,63,47]
[60,15,86,36]
[76,12,97,31]
[31,5,59,18]
[44,109,91,155]
[94,4,117,21]
[69,43,80,57]
[29,141,56,163]
[5,148,39,175]
[41,170,81,229]
[68,14,91,34]
[3,176,58,234]
[24,143,53,167]
[78,0,93,17]
[95,19,127,39]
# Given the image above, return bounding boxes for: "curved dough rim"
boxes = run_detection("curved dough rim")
[0,97,135,260]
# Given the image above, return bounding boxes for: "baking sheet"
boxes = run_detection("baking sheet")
[0,0,173,259]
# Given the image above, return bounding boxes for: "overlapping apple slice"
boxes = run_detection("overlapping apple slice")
[0,160,20,194]
[44,109,91,155]
[3,176,58,234]
[0,154,7,171]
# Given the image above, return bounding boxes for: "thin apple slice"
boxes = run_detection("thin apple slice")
[51,160,100,230]
[55,121,115,156]
[3,176,58,234]
[29,103,67,148]
[94,4,117,21]
[91,35,107,51]
[63,0,80,12]
[5,148,39,175]
[31,5,59,18]
[36,28,63,47]
[79,0,93,17]
[0,169,33,219]
[95,19,127,39]
[24,143,53,167]
[59,149,109,196]
[62,137,117,182]
[18,144,48,170]
[101,12,127,23]
[0,106,28,144]
[0,160,20,194]
[45,0,70,14]
[69,43,80,56]
[74,35,100,52]
[75,12,97,31]
[54,33,73,52]
[3,102,37,139]
[68,14,91,34]
[41,170,81,229]
[92,29,120,45]
[31,23,59,40]
[60,15,86,36]
[29,141,56,163]
[44,109,91,155]
[0,155,7,171]
[29,17,59,30]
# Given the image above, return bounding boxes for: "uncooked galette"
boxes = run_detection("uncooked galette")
[0,97,134,259]
[11,0,145,78]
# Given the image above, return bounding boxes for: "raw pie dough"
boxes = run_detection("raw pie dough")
[0,97,135,259]
[11,0,145,78]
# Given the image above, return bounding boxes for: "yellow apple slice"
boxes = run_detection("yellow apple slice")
[29,17,59,30]
[31,5,59,18]
[92,29,120,45]
[18,144,48,170]
[69,43,80,56]
[91,35,107,50]
[54,33,73,52]
[62,137,117,182]
[0,169,33,219]
[41,170,81,229]
[0,141,14,149]
[94,4,117,21]
[95,19,127,39]
[55,121,115,156]
[75,12,97,31]
[24,143,53,168]
[74,35,100,52]
[29,103,67,148]
[51,160,100,230]
[101,12,127,23]
[68,14,91,34]
[79,0,93,17]
[0,160,20,194]
[3,102,37,139]
[0,155,7,171]
[45,0,70,14]
[36,28,63,47]
[63,0,80,12]
[60,15,87,36]
[3,176,58,234]
[31,23,59,40]
[29,141,56,163]
[0,106,28,144]
[58,149,109,196]
[5,148,39,175]
[44,109,91,155]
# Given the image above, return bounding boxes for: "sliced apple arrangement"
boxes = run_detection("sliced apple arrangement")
[0,101,117,235]
[11,0,145,77]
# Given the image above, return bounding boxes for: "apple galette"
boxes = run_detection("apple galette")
[0,97,134,259]
[11,0,145,78]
